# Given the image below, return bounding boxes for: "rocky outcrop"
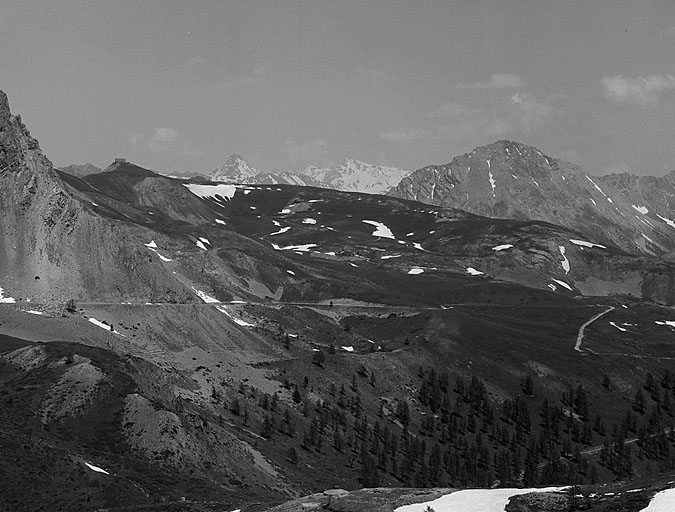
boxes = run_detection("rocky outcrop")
[0,90,193,303]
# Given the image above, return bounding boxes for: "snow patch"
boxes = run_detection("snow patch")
[632,205,649,215]
[408,268,424,275]
[271,243,317,252]
[192,288,219,303]
[610,322,627,332]
[381,254,402,259]
[570,239,606,249]
[492,244,513,251]
[362,220,395,239]
[0,287,17,304]
[552,279,573,291]
[184,183,236,201]
[84,462,109,475]
[657,214,675,229]
[413,242,426,251]
[215,219,226,225]
[199,237,210,246]
[269,226,291,236]
[559,246,570,274]
[488,171,496,197]
[25,309,44,315]
[88,318,125,336]
[406,232,414,237]
[286,270,295,275]
[341,346,354,352]
[145,240,158,249]
[302,218,317,224]
[585,175,607,197]
[196,240,208,250]
[466,267,484,276]
[655,321,675,328]
[216,306,254,327]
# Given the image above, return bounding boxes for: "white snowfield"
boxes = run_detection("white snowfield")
[0,287,16,304]
[570,239,606,249]
[639,488,675,511]
[655,320,675,328]
[199,237,210,246]
[196,240,208,250]
[84,462,109,475]
[408,268,424,275]
[395,487,566,512]
[215,218,227,225]
[362,220,395,239]
[184,183,236,202]
[492,244,513,251]
[466,267,484,276]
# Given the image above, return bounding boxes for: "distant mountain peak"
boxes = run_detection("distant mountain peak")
[210,154,258,182]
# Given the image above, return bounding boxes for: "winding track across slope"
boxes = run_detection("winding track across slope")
[574,306,615,353]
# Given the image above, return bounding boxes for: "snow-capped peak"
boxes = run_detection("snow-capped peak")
[299,158,410,194]
[210,154,258,183]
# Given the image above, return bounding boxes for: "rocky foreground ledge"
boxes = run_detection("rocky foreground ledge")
[264,487,454,512]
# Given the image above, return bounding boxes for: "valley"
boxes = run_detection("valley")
[0,89,674,511]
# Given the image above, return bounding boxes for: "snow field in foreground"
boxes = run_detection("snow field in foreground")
[639,488,675,511]
[395,487,566,512]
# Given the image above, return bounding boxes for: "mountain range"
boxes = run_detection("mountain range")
[209,153,411,195]
[2,89,675,511]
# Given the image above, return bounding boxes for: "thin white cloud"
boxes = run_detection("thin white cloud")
[132,128,203,156]
[147,128,179,152]
[381,128,435,143]
[601,74,675,106]
[382,92,556,145]
[456,72,525,90]
[510,92,553,134]
[282,138,332,166]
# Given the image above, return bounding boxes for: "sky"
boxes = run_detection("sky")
[1,0,675,176]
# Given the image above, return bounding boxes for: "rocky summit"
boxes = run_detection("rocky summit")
[390,140,675,257]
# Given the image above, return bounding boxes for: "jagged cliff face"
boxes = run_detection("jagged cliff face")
[389,140,675,257]
[0,92,192,303]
